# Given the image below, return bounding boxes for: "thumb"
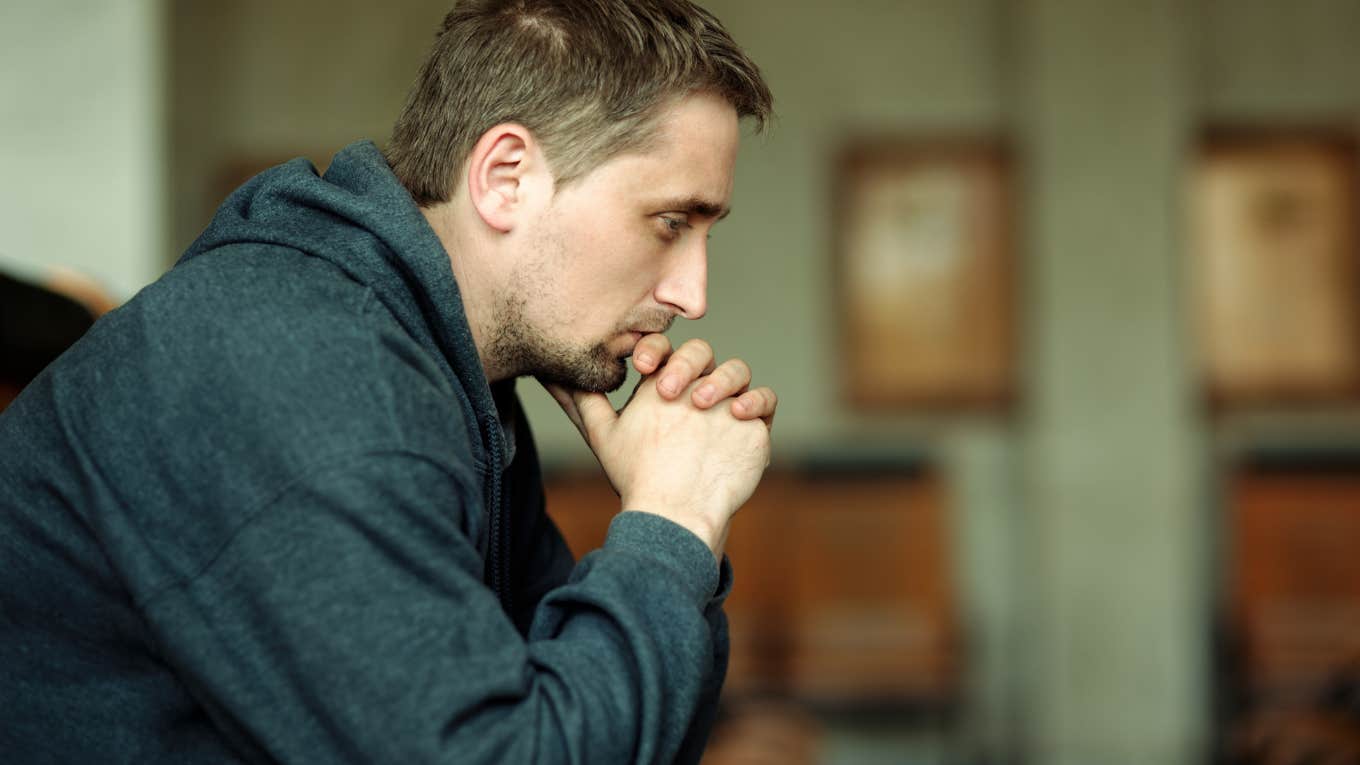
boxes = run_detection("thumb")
[569,389,618,442]
[541,381,617,444]
[541,381,585,438]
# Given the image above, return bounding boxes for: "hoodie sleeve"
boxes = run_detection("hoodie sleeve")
[500,418,733,764]
[139,449,724,765]
[672,554,733,765]
[506,489,733,765]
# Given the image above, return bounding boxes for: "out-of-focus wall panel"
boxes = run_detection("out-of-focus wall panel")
[1202,0,1360,121]
[1018,1,1204,762]
[0,0,164,300]
[170,0,451,257]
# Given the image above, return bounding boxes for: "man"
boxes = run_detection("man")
[0,0,774,762]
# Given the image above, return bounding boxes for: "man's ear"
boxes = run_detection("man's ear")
[465,123,547,233]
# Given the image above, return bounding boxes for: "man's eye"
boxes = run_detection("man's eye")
[658,216,689,238]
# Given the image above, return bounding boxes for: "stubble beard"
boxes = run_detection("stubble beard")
[487,286,636,394]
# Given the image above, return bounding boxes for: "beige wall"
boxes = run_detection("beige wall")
[0,0,165,300]
[169,0,452,259]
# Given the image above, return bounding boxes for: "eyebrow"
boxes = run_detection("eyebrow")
[653,196,732,221]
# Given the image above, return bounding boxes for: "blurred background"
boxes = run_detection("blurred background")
[5,1,1360,763]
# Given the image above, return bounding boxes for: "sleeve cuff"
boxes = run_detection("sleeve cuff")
[710,554,733,608]
[604,510,720,604]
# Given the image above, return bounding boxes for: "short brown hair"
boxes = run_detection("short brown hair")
[386,0,772,205]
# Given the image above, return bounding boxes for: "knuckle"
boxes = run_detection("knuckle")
[663,356,695,378]
[685,338,713,358]
[746,388,772,410]
[751,422,772,452]
[727,358,751,381]
[671,359,696,378]
[750,419,772,443]
[717,361,745,385]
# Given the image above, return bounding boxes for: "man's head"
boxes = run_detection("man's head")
[392,0,771,393]
[387,0,772,204]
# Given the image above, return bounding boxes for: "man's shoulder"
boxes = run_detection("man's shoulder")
[48,245,468,457]
[0,241,486,591]
[155,243,374,329]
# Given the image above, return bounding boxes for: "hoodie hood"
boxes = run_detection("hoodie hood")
[180,140,507,474]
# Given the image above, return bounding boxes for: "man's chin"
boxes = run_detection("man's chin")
[535,358,628,394]
[598,359,632,393]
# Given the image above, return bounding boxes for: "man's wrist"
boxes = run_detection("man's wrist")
[618,507,724,565]
[606,511,723,599]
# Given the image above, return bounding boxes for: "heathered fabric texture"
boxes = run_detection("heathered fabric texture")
[0,141,731,764]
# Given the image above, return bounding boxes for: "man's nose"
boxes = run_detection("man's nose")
[654,240,708,320]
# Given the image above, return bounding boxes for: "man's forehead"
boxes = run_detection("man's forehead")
[573,93,740,212]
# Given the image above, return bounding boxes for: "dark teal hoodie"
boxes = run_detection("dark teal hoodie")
[0,141,730,763]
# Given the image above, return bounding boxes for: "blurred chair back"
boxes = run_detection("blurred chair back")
[0,267,115,411]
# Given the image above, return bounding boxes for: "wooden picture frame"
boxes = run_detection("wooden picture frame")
[1190,130,1360,405]
[834,140,1014,410]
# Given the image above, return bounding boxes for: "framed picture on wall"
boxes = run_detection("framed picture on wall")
[834,140,1014,409]
[1190,130,1360,405]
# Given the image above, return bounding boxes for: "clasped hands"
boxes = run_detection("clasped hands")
[543,335,776,562]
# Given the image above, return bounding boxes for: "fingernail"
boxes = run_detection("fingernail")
[635,353,654,367]
[660,378,678,395]
[696,385,714,403]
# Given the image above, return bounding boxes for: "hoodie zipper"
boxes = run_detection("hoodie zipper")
[485,444,512,616]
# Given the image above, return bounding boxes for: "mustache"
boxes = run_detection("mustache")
[625,309,676,335]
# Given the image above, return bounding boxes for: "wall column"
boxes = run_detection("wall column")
[1015,1,1207,762]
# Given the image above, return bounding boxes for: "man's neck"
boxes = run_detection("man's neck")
[419,203,505,384]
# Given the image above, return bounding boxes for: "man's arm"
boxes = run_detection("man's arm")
[514,334,776,761]
[502,402,736,765]
[141,449,725,764]
[503,333,775,630]
[545,375,770,564]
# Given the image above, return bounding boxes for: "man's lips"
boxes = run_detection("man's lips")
[619,328,666,356]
